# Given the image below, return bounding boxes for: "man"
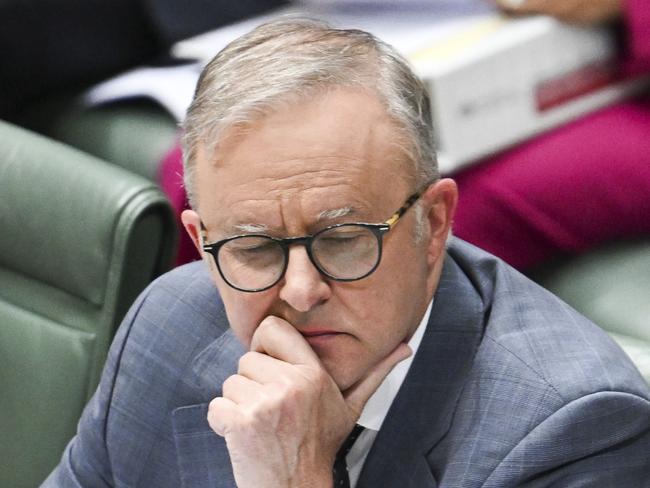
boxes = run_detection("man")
[44,19,650,487]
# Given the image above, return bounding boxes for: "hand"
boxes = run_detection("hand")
[495,0,622,25]
[207,316,411,488]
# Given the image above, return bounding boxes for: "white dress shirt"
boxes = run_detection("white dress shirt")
[346,299,433,487]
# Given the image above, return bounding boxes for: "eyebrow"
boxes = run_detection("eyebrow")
[317,206,355,222]
[232,223,270,234]
[226,206,357,236]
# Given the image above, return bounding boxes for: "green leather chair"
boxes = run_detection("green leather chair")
[21,97,178,181]
[531,240,650,385]
[0,121,177,488]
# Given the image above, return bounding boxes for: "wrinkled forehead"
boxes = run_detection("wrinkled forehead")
[206,88,415,176]
[194,88,416,227]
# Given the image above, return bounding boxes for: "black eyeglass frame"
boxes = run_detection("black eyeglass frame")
[201,192,421,293]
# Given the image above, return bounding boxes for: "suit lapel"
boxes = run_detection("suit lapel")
[172,329,245,488]
[357,252,486,487]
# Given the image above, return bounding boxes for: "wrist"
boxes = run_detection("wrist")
[288,460,334,488]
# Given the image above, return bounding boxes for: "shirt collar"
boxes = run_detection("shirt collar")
[356,299,433,431]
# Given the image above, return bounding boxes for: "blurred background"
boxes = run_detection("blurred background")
[1,1,649,486]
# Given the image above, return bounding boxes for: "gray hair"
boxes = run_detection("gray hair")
[182,17,438,208]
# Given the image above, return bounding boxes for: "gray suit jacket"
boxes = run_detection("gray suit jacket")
[43,239,650,487]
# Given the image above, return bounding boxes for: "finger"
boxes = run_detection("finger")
[496,0,552,16]
[237,351,300,384]
[222,373,263,404]
[207,396,240,437]
[250,316,321,366]
[494,0,529,14]
[343,343,412,417]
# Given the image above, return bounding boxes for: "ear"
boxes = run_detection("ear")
[181,209,203,254]
[421,178,458,267]
[182,209,219,272]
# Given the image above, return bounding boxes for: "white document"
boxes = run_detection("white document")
[83,63,202,121]
[84,1,649,173]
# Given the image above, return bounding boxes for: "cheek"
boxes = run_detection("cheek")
[218,286,274,347]
[361,240,428,321]
[341,239,422,305]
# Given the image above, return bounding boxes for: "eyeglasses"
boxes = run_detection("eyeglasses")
[201,192,421,292]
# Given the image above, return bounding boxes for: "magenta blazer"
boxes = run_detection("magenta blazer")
[453,0,650,269]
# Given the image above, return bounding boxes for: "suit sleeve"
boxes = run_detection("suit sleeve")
[483,391,650,487]
[40,290,152,487]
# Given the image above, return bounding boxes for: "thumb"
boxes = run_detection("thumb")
[343,343,412,418]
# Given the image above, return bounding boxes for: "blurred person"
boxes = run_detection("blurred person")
[43,19,650,488]
[453,0,650,269]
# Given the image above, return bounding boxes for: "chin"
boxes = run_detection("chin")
[322,358,365,392]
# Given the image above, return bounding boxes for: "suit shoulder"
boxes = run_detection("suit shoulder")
[130,261,226,334]
[448,239,650,401]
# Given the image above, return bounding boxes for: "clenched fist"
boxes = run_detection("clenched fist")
[207,316,411,488]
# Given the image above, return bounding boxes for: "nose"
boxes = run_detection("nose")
[278,245,331,312]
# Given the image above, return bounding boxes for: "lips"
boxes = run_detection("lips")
[300,329,341,337]
[300,329,347,349]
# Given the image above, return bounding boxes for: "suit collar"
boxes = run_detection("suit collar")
[357,251,486,487]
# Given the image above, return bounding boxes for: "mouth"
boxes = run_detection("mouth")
[301,329,340,337]
[300,329,347,347]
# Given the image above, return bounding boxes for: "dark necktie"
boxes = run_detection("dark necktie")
[332,425,365,488]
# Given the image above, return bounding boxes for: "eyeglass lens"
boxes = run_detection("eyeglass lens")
[217,224,381,290]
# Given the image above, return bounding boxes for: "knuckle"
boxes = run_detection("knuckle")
[257,382,282,408]
[207,398,227,433]
[208,396,222,412]
[258,315,284,333]
[221,375,239,395]
[229,409,253,431]
[238,351,256,371]
[243,400,275,428]
[257,316,272,330]
[284,382,303,401]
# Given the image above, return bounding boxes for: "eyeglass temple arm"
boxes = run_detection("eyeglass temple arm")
[199,221,209,247]
[384,192,421,228]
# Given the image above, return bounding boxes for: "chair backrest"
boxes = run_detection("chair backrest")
[22,97,178,180]
[0,121,177,488]
[531,240,650,386]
